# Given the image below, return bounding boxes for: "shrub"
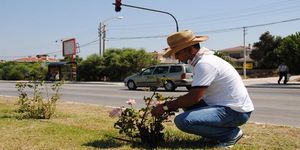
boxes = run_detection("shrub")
[15,80,63,119]
[110,91,178,148]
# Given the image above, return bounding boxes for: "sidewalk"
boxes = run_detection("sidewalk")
[243,75,300,89]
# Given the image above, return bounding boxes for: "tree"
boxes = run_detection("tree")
[250,31,282,68]
[275,32,300,74]
[0,61,18,80]
[120,48,159,76]
[63,55,83,64]
[103,48,158,81]
[77,54,104,81]
[76,48,158,81]
[27,63,48,80]
[214,51,236,67]
[0,62,47,80]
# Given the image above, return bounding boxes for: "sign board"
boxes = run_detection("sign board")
[62,38,76,56]
[244,63,253,69]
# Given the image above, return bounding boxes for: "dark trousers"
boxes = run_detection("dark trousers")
[278,71,288,84]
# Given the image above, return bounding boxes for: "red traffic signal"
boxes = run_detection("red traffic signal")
[115,0,122,12]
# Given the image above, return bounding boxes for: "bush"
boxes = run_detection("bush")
[0,62,47,80]
[110,91,177,148]
[76,48,158,81]
[15,80,63,119]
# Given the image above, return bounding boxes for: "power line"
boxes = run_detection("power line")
[183,5,300,28]
[108,35,167,40]
[0,50,62,60]
[108,1,300,31]
[107,17,300,40]
[0,38,100,60]
[3,17,299,60]
[44,51,61,55]
[79,39,99,48]
[245,17,300,28]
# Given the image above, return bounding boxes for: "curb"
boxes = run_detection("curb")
[0,80,124,86]
[64,81,124,86]
[245,84,300,89]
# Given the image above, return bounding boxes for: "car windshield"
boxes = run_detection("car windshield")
[141,67,155,75]
[185,65,193,73]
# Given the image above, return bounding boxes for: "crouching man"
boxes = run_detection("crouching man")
[151,30,254,148]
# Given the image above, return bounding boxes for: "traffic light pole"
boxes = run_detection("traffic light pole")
[113,3,179,32]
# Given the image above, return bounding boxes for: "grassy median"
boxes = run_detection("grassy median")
[0,96,299,150]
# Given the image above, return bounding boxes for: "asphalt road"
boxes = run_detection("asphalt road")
[1,82,300,127]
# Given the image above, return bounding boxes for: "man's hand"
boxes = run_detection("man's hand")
[151,103,164,118]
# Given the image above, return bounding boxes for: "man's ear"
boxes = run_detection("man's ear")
[190,46,199,55]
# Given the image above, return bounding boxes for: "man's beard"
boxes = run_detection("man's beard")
[181,60,188,64]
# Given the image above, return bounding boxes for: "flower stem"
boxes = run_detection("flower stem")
[140,91,156,124]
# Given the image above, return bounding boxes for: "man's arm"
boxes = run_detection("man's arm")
[166,87,207,111]
[151,87,207,117]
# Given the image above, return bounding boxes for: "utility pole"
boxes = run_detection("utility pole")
[243,27,247,79]
[98,22,102,56]
[99,16,122,56]
[102,24,106,55]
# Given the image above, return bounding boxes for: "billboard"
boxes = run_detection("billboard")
[62,38,76,56]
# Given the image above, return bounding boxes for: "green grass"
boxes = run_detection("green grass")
[0,96,299,150]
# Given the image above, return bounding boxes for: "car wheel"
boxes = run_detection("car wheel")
[186,85,191,91]
[164,81,176,91]
[127,80,137,90]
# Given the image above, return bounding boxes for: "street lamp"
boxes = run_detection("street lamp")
[99,16,123,56]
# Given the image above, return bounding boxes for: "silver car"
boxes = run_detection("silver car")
[124,63,193,91]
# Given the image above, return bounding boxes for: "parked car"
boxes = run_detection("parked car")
[124,63,193,91]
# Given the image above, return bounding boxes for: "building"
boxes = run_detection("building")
[151,51,177,63]
[14,55,58,63]
[219,45,253,60]
[219,45,255,70]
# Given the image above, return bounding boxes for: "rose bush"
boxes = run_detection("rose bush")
[15,80,63,119]
[109,91,178,148]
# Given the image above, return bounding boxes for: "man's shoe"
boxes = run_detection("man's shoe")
[214,129,243,149]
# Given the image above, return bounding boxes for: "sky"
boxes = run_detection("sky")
[1,0,299,60]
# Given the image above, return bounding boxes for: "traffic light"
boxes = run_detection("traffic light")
[115,0,122,12]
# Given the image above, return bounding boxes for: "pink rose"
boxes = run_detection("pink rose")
[126,99,136,105]
[109,107,123,118]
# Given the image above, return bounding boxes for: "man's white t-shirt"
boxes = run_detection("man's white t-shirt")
[192,54,254,113]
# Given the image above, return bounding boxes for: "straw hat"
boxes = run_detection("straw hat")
[163,30,208,57]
